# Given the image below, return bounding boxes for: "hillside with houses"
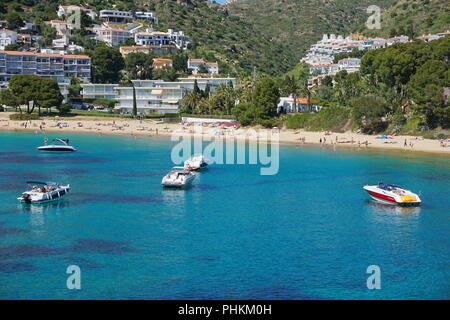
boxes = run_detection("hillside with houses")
[0,0,448,138]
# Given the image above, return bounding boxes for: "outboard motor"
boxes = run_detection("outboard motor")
[22,193,32,204]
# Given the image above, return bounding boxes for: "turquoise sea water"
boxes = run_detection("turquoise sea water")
[0,131,449,300]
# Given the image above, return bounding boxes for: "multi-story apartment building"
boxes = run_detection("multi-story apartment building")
[57,5,97,20]
[187,59,219,75]
[0,50,91,88]
[337,58,361,73]
[80,78,236,114]
[0,29,17,50]
[80,84,117,101]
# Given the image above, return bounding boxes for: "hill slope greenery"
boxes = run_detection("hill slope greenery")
[0,0,396,76]
[359,0,450,38]
[227,0,396,73]
[0,0,448,77]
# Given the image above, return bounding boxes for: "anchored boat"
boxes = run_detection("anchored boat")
[363,183,421,206]
[162,167,196,188]
[17,181,70,204]
[37,139,76,152]
[184,155,209,171]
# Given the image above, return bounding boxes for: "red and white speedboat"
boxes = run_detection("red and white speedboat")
[363,183,421,206]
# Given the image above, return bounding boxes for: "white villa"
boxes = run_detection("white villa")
[187,59,219,75]
[45,20,70,37]
[99,10,158,25]
[99,10,133,24]
[134,12,158,24]
[277,96,320,113]
[0,29,17,50]
[57,5,97,20]
[134,30,172,46]
[93,26,133,46]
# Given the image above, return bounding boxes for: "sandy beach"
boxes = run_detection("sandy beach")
[0,112,449,154]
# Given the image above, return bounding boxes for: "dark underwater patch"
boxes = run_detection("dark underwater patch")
[0,261,38,273]
[57,168,91,175]
[0,154,107,165]
[60,256,102,269]
[245,285,319,300]
[114,171,163,177]
[72,192,162,204]
[69,239,135,254]
[0,244,65,260]
[0,226,27,237]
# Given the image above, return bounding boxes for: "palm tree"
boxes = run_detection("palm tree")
[181,92,199,114]
[300,79,312,112]
[283,75,301,112]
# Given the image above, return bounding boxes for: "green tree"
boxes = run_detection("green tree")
[124,52,153,80]
[252,78,280,119]
[6,12,24,30]
[0,89,20,111]
[92,46,125,83]
[4,44,20,51]
[352,96,389,133]
[407,60,448,127]
[4,75,63,115]
[173,53,188,72]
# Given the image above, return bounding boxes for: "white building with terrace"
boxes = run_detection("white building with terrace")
[80,78,236,115]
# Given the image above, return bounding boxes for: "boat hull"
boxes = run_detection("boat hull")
[363,185,421,206]
[18,186,70,205]
[37,146,76,152]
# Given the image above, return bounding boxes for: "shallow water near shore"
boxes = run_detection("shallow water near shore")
[0,131,449,299]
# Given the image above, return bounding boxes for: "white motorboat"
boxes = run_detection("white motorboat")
[37,139,76,152]
[184,155,209,171]
[363,183,421,206]
[17,181,70,204]
[161,167,196,188]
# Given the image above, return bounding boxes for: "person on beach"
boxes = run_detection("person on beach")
[320,138,322,144]
[404,139,407,147]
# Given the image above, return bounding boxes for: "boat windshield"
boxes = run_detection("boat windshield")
[53,139,69,145]
[378,183,399,191]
